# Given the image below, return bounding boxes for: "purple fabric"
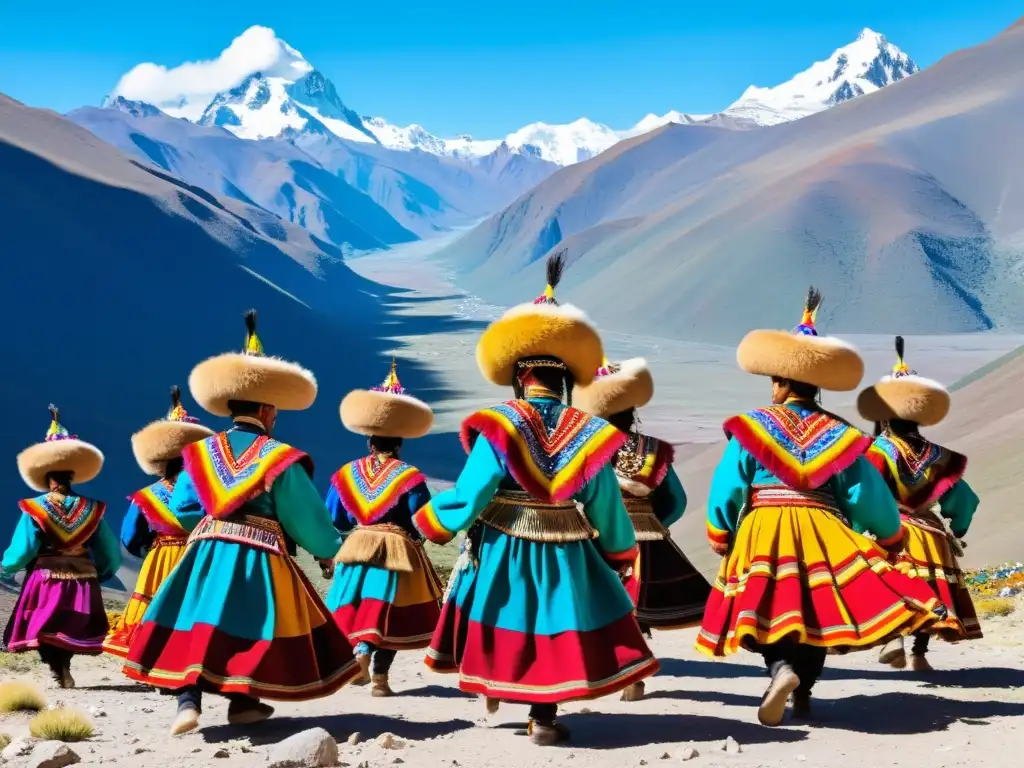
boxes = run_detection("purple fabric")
[2,568,108,654]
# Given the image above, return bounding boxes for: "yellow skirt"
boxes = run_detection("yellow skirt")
[897,516,982,641]
[103,537,187,659]
[697,505,942,657]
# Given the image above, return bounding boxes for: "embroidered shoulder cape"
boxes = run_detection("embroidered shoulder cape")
[866,434,967,510]
[19,494,107,551]
[128,479,186,537]
[461,400,626,503]
[182,432,313,520]
[614,434,675,495]
[330,457,426,526]
[723,406,871,490]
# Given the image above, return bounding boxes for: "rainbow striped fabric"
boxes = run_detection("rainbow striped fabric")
[460,401,626,503]
[330,457,426,526]
[868,435,967,510]
[182,432,311,519]
[19,495,106,550]
[128,479,185,537]
[724,406,871,490]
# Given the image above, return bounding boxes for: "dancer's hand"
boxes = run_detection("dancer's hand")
[317,558,335,579]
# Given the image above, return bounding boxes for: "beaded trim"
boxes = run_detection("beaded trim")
[479,490,595,542]
[187,514,284,556]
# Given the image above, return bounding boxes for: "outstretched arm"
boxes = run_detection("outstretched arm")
[412,438,504,545]
[706,438,756,554]
[273,464,342,561]
[1,515,44,574]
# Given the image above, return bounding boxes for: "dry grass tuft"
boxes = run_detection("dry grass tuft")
[0,652,38,673]
[29,708,94,742]
[0,733,10,750]
[0,681,47,713]
[975,596,1018,619]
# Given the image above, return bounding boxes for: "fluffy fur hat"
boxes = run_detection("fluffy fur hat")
[736,286,864,392]
[857,336,951,427]
[131,386,216,475]
[574,358,654,417]
[340,360,434,439]
[17,405,104,492]
[189,310,318,417]
[475,251,605,387]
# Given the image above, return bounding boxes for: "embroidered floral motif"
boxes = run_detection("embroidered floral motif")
[19,494,105,550]
[331,456,425,526]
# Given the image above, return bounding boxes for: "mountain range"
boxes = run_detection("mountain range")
[435,20,1024,342]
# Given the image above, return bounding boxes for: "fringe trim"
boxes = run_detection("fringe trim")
[479,491,596,542]
[623,499,669,542]
[187,515,285,555]
[335,524,420,572]
[36,555,98,581]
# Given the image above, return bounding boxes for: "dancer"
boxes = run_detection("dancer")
[103,387,214,659]
[414,253,659,746]
[859,336,981,671]
[575,357,710,702]
[324,358,443,697]
[696,287,944,726]
[3,406,121,687]
[123,311,359,735]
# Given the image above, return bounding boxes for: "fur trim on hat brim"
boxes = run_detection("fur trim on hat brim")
[189,352,317,417]
[131,420,216,476]
[574,358,654,418]
[17,439,104,493]
[737,329,864,391]
[340,389,434,439]
[857,375,951,427]
[476,302,605,387]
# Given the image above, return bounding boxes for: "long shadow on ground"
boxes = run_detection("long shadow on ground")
[549,712,808,749]
[202,713,475,746]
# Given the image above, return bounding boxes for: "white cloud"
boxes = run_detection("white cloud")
[110,25,312,120]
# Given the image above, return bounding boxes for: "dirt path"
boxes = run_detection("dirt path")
[2,613,1022,768]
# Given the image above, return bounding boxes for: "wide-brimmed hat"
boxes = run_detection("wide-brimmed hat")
[476,251,604,387]
[340,358,434,439]
[574,357,654,418]
[17,405,104,492]
[857,336,951,426]
[736,286,864,391]
[131,386,216,475]
[189,310,317,417]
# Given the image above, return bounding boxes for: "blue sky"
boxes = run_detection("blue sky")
[1,2,1019,136]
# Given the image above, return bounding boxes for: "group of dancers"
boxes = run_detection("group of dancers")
[2,254,981,745]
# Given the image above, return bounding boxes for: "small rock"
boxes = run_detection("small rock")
[140,707,154,714]
[679,747,699,761]
[660,753,670,760]
[89,706,107,718]
[376,733,404,750]
[127,738,140,745]
[393,760,405,765]
[722,736,742,755]
[27,741,81,768]
[191,748,202,753]
[638,761,648,766]
[268,727,338,768]
[3,738,37,760]
[213,749,230,758]
[133,748,150,755]
[347,732,364,746]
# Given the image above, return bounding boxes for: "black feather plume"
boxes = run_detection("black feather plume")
[805,285,823,314]
[244,309,258,336]
[170,385,182,408]
[546,249,567,291]
[895,335,905,361]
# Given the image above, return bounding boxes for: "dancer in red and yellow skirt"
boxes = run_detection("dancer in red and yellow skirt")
[103,386,214,659]
[3,406,121,688]
[858,336,981,672]
[414,253,658,746]
[123,312,360,735]
[576,357,710,702]
[324,358,443,696]
[697,287,945,727]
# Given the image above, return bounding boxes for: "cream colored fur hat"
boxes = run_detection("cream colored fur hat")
[17,405,104,492]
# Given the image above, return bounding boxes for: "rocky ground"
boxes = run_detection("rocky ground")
[2,608,1023,768]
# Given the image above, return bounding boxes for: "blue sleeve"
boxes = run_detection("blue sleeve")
[706,438,756,554]
[576,464,637,564]
[169,470,206,533]
[324,484,356,536]
[120,502,155,558]
[1,515,44,574]
[652,465,687,527]
[87,519,123,583]
[833,456,903,548]
[412,438,505,544]
[940,479,979,538]
[272,464,342,561]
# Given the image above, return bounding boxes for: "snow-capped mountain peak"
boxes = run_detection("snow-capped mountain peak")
[724,27,918,126]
